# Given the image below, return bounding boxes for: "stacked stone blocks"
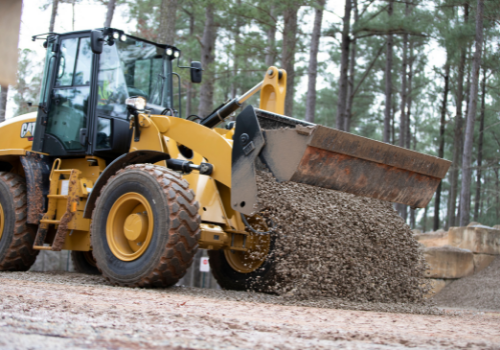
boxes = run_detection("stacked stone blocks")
[414,224,500,296]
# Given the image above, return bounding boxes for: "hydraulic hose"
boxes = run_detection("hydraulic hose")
[240,213,275,235]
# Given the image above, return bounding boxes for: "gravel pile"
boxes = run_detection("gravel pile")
[433,256,500,311]
[255,171,429,304]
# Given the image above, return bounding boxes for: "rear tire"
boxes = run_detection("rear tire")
[208,233,277,292]
[0,172,39,271]
[91,164,201,288]
[71,251,100,275]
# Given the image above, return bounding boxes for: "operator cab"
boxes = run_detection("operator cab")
[32,28,177,161]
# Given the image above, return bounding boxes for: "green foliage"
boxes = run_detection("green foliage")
[12,49,42,117]
[15,0,500,228]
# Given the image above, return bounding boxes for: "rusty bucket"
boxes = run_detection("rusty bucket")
[231,106,451,215]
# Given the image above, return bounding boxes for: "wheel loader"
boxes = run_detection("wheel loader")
[0,28,451,290]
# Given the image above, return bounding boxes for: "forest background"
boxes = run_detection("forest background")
[0,0,499,232]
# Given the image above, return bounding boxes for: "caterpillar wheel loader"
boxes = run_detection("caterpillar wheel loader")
[0,28,451,290]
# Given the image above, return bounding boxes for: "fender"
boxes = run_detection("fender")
[20,152,52,225]
[83,150,170,219]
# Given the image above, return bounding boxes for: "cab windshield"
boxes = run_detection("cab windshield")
[97,37,171,119]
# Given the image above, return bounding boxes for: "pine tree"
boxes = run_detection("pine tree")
[459,0,485,226]
[158,0,178,45]
[198,2,218,117]
[105,0,117,27]
[305,0,325,123]
[336,0,352,130]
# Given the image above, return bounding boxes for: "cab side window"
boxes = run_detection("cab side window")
[45,37,92,151]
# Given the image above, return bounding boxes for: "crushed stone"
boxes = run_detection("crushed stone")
[0,271,441,315]
[254,171,430,305]
[432,256,500,311]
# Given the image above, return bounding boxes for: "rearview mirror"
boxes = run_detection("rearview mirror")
[190,61,202,84]
[90,30,104,54]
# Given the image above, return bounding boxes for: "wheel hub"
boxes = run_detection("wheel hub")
[106,193,153,261]
[124,213,147,241]
[225,215,271,273]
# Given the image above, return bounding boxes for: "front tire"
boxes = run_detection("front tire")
[71,251,100,275]
[0,172,38,271]
[208,231,277,292]
[91,165,201,288]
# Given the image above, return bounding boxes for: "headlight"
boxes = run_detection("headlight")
[173,50,180,58]
[166,48,173,56]
[112,31,119,39]
[120,34,127,42]
[126,96,147,111]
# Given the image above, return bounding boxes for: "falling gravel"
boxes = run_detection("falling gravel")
[255,171,429,303]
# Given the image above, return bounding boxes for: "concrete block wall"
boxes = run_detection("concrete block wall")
[28,249,220,290]
[414,223,500,297]
[29,250,75,272]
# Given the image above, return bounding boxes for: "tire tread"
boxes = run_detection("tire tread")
[0,172,39,271]
[92,165,200,288]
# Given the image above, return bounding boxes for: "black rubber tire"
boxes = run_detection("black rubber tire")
[91,164,201,288]
[0,172,39,271]
[208,233,278,292]
[71,251,100,275]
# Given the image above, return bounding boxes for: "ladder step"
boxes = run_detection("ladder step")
[33,245,52,251]
[53,169,72,174]
[40,219,60,224]
[47,194,68,199]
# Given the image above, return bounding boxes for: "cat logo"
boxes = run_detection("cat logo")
[20,122,36,139]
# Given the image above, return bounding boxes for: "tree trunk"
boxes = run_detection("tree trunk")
[459,0,484,226]
[399,5,410,149]
[265,6,276,67]
[396,3,410,221]
[231,0,243,99]
[345,0,358,132]
[458,56,472,219]
[496,168,500,219]
[383,0,394,143]
[474,68,486,221]
[448,4,469,228]
[305,0,325,123]
[434,62,450,231]
[158,0,178,45]
[406,37,414,149]
[0,85,8,123]
[197,3,218,118]
[422,205,428,233]
[49,0,59,32]
[391,98,396,145]
[185,8,195,117]
[282,6,299,117]
[104,0,117,27]
[410,132,417,229]
[410,209,416,229]
[72,0,75,31]
[335,0,352,130]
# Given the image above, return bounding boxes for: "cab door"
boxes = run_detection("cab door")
[33,34,95,157]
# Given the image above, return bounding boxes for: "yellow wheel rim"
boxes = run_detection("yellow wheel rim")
[106,193,154,262]
[0,203,4,241]
[225,215,272,273]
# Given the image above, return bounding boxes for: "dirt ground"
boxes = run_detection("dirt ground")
[1,272,499,349]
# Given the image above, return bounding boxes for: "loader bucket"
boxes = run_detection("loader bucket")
[231,107,451,216]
